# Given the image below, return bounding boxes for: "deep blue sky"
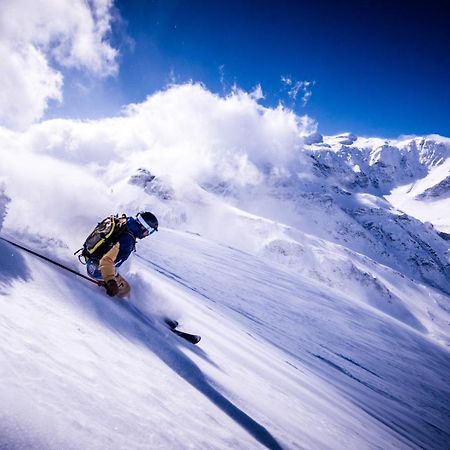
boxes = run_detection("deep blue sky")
[55,0,450,138]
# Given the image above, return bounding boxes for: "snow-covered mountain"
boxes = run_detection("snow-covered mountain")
[1,85,450,448]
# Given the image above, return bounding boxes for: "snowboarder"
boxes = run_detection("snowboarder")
[83,211,158,298]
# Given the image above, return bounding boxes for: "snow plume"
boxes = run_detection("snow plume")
[121,83,316,182]
[0,83,316,246]
[0,0,118,130]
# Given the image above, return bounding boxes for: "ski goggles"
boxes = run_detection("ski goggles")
[136,213,157,235]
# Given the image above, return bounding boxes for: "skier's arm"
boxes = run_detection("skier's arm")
[99,243,120,282]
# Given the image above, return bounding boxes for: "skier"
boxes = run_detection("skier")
[84,211,158,298]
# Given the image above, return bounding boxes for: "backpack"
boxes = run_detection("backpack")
[75,214,127,263]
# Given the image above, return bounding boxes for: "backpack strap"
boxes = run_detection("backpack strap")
[74,247,87,264]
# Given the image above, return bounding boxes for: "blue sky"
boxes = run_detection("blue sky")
[52,0,450,138]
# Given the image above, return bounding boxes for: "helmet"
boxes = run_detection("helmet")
[136,211,158,234]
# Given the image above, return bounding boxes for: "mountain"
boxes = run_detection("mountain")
[121,133,450,341]
[1,117,450,448]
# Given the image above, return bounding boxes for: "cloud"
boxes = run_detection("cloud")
[250,84,264,100]
[0,0,118,130]
[218,64,226,92]
[119,83,316,181]
[0,42,63,130]
[281,75,292,86]
[281,76,315,107]
[0,83,317,242]
[19,82,316,180]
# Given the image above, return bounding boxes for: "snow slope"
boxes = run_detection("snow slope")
[1,85,450,448]
[1,227,450,449]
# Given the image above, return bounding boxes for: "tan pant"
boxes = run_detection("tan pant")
[99,243,131,298]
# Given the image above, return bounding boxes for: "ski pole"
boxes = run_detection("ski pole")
[0,236,100,285]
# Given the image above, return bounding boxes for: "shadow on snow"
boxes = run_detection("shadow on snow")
[79,281,283,450]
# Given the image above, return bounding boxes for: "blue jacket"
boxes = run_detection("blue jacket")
[114,217,144,267]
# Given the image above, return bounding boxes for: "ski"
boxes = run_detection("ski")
[164,318,201,345]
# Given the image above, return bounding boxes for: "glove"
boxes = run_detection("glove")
[105,279,119,297]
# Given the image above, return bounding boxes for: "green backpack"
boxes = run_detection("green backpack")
[76,215,127,262]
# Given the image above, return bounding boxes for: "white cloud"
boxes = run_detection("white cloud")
[281,76,315,107]
[250,84,264,100]
[281,75,292,86]
[0,83,317,241]
[218,64,225,88]
[0,0,118,130]
[120,83,316,181]
[0,42,63,130]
